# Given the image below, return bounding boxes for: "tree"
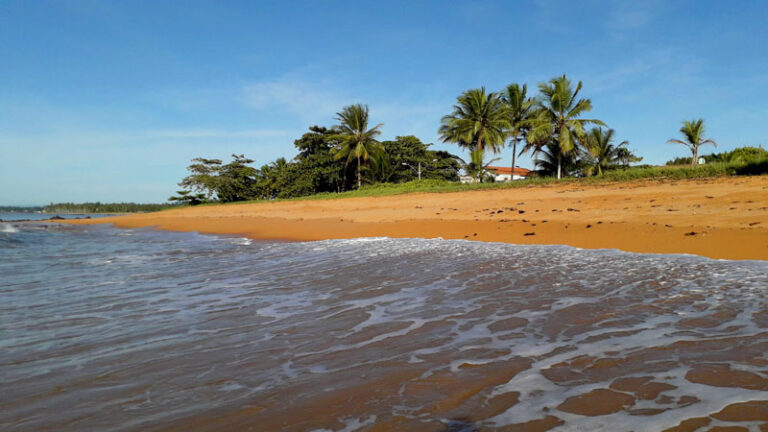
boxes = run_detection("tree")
[179,157,223,199]
[292,126,351,194]
[667,118,717,166]
[216,154,259,202]
[426,150,462,182]
[168,190,206,205]
[615,147,643,167]
[530,141,583,178]
[377,135,459,183]
[439,87,511,154]
[458,149,501,182]
[253,157,292,199]
[501,83,534,176]
[525,75,605,179]
[582,128,629,176]
[665,156,693,166]
[710,146,767,163]
[380,135,431,182]
[333,104,384,189]
[178,155,259,202]
[370,151,397,183]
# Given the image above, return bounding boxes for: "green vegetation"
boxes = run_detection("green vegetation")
[667,118,717,166]
[172,73,765,205]
[43,202,177,214]
[177,155,260,203]
[334,104,383,189]
[525,75,606,179]
[435,75,638,181]
[207,160,767,206]
[176,127,461,203]
[581,128,631,176]
[438,87,511,182]
[500,83,534,177]
[378,136,460,183]
[0,206,43,212]
[666,146,768,166]
[168,190,207,205]
[438,87,511,154]
[458,149,501,183]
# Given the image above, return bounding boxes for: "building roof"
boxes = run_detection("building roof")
[486,166,531,176]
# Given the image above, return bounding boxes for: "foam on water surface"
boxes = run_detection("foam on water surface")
[0,225,766,431]
[0,222,20,233]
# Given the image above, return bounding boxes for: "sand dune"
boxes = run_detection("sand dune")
[64,175,768,261]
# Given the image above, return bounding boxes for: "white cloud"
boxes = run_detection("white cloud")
[242,80,352,123]
[240,77,451,144]
[584,48,702,96]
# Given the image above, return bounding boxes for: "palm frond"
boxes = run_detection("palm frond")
[439,87,511,154]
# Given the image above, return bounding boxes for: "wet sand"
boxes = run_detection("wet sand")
[64,176,768,261]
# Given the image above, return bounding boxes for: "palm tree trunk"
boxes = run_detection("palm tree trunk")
[557,153,562,180]
[691,147,698,166]
[477,136,483,153]
[511,136,517,182]
[357,154,361,189]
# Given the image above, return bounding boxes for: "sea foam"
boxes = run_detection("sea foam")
[1,226,766,431]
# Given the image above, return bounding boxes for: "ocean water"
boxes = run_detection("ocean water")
[1,222,766,431]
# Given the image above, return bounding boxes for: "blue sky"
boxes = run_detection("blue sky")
[2,0,767,205]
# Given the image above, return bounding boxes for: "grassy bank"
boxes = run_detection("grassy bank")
[205,159,767,206]
[43,202,180,214]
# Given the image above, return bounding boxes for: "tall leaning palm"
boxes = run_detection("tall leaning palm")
[501,83,534,177]
[439,87,511,154]
[525,75,605,179]
[583,128,629,176]
[667,118,717,166]
[334,104,383,189]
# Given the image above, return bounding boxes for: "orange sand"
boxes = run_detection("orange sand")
[63,176,768,261]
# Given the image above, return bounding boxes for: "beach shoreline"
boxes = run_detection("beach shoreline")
[59,176,768,261]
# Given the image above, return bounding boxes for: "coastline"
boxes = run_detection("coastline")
[60,175,768,261]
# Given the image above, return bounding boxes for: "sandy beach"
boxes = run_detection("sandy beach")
[62,175,768,261]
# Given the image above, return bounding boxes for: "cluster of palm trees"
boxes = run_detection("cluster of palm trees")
[439,75,637,180]
[331,75,718,189]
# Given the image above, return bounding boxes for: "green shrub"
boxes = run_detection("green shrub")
[726,160,768,175]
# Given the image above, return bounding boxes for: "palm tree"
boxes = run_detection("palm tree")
[334,104,383,189]
[439,87,511,154]
[458,149,501,182]
[531,141,582,177]
[501,83,534,178]
[667,118,717,166]
[582,128,629,176]
[525,75,605,179]
[370,151,397,183]
[255,157,290,199]
[615,147,643,167]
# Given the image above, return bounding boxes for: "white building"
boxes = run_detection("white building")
[486,166,531,182]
